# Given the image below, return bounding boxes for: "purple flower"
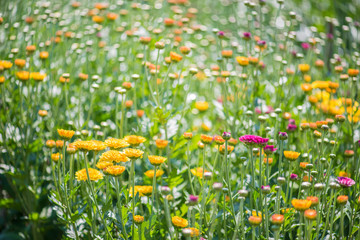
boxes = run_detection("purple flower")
[217,31,225,38]
[261,185,271,193]
[327,33,334,39]
[337,177,355,188]
[287,124,297,132]
[243,32,251,40]
[239,135,268,147]
[264,145,277,154]
[189,195,199,202]
[301,42,310,50]
[291,50,297,57]
[222,131,231,140]
[290,173,298,180]
[257,40,266,46]
[278,132,288,140]
[357,140,360,147]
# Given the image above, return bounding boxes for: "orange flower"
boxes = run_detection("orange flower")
[169,52,183,62]
[301,83,312,92]
[291,199,312,211]
[107,12,118,21]
[38,110,48,117]
[155,139,168,149]
[172,216,188,228]
[270,214,284,225]
[92,15,104,23]
[200,134,212,144]
[15,59,26,68]
[130,186,153,197]
[306,196,319,206]
[57,129,75,140]
[304,209,317,220]
[348,69,359,77]
[337,195,348,205]
[39,51,49,59]
[249,216,262,226]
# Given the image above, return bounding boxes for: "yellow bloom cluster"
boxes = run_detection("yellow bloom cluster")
[123,148,144,159]
[124,135,146,146]
[104,138,130,149]
[73,140,107,152]
[130,186,153,197]
[99,150,129,163]
[148,155,167,166]
[144,169,164,178]
[103,165,126,176]
[96,161,113,170]
[75,168,103,181]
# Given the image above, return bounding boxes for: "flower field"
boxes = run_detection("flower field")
[1,0,360,239]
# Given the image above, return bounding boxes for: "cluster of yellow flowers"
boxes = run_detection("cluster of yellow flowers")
[75,168,103,181]
[130,186,153,197]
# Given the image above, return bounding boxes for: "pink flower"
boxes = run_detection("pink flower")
[337,177,355,188]
[239,135,269,147]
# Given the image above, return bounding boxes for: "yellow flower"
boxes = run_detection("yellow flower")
[144,169,164,178]
[172,216,188,228]
[16,71,30,81]
[191,167,209,178]
[57,129,75,140]
[124,135,146,146]
[51,153,62,162]
[0,60,13,69]
[291,199,312,211]
[103,165,126,176]
[195,101,209,112]
[155,139,169,149]
[75,168,103,181]
[236,56,249,66]
[298,64,310,73]
[96,161,113,170]
[200,134,213,144]
[283,151,300,161]
[99,150,129,163]
[133,215,144,224]
[104,138,130,149]
[73,140,107,152]
[123,148,144,159]
[130,186,153,197]
[148,155,167,166]
[30,72,46,81]
[312,81,329,90]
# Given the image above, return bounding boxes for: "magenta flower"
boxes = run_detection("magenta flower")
[337,177,355,188]
[239,135,269,147]
[243,32,251,40]
[287,124,297,132]
[264,145,277,154]
[290,174,298,180]
[301,42,310,50]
